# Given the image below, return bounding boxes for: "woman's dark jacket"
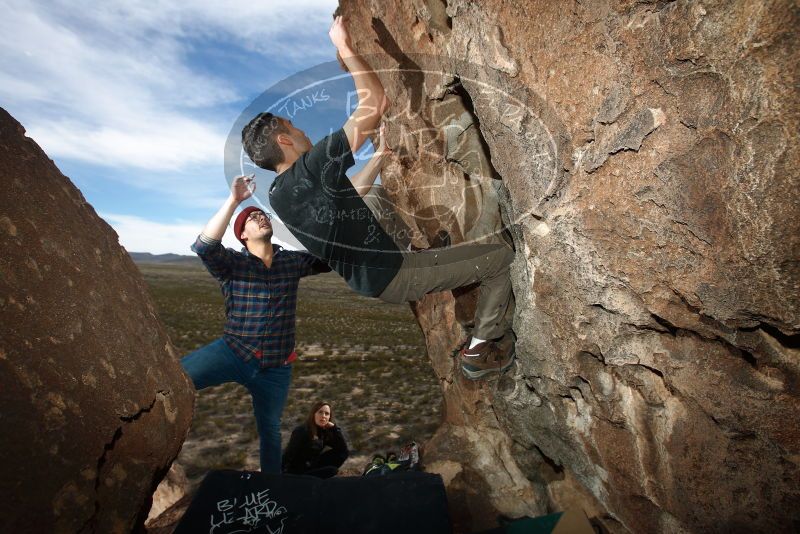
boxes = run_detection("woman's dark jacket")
[282,423,349,474]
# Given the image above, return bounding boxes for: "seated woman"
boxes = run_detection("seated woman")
[282,401,349,478]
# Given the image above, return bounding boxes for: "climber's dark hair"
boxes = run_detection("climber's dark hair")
[241,112,291,172]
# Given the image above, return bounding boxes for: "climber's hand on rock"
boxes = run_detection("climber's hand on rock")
[231,174,255,203]
[376,123,393,158]
[329,15,352,52]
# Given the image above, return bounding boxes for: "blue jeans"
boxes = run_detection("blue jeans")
[180,338,292,474]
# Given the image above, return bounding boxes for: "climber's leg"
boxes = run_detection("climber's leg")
[378,243,514,341]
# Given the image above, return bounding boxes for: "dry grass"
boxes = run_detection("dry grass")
[139,263,441,489]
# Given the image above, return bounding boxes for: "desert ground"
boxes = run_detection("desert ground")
[138,261,441,489]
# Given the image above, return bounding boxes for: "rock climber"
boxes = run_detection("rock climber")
[240,15,515,379]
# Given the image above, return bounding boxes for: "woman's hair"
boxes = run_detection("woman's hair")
[305,401,333,439]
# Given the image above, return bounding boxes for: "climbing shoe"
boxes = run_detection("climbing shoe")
[460,333,516,380]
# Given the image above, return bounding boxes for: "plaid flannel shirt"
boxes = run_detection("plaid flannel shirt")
[191,233,330,368]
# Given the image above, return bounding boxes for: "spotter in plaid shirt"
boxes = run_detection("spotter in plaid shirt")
[191,233,330,368]
[181,173,331,474]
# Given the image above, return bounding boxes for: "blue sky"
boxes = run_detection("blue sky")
[0,0,372,253]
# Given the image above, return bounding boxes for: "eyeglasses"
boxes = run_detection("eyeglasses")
[246,211,271,223]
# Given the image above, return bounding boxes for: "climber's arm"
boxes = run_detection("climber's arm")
[350,123,393,196]
[350,151,386,197]
[329,15,390,154]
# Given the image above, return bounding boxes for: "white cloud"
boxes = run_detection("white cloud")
[0,0,338,172]
[101,212,303,255]
[26,118,226,172]
[101,213,236,255]
[84,0,339,59]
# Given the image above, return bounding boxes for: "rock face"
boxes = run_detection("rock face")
[0,108,194,533]
[145,464,189,525]
[341,1,799,532]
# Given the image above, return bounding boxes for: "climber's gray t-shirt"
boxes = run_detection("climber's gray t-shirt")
[268,128,403,297]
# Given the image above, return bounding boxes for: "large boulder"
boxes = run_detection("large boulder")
[341,1,799,532]
[0,108,194,533]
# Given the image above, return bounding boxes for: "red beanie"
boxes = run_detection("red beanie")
[233,206,263,246]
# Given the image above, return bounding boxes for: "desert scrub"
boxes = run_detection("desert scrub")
[138,261,441,490]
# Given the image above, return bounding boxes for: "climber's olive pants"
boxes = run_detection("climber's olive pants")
[378,243,514,340]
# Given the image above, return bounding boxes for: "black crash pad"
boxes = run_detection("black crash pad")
[174,469,452,534]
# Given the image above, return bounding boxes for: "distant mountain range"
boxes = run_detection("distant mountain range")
[128,252,201,265]
[128,232,304,265]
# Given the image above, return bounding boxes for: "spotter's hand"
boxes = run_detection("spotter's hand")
[231,174,255,203]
